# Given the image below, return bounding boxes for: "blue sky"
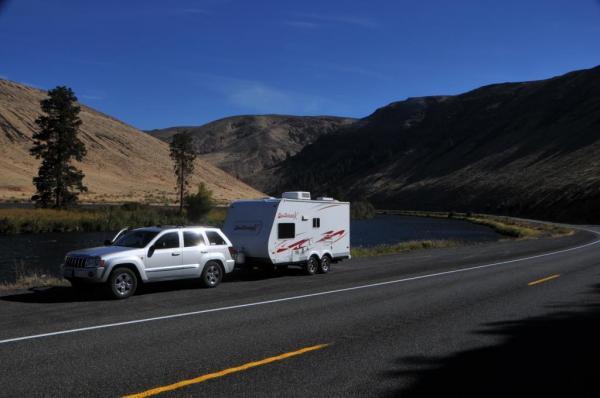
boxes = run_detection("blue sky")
[1,0,600,130]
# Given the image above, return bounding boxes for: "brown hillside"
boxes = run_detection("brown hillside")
[0,80,263,204]
[147,115,356,190]
[273,65,600,222]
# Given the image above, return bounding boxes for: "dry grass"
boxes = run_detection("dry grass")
[352,239,461,258]
[0,206,228,234]
[0,262,68,292]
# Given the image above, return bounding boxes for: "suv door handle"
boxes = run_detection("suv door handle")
[171,253,181,256]
[200,251,208,254]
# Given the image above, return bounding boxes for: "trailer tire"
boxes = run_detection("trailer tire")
[318,255,331,274]
[304,255,319,275]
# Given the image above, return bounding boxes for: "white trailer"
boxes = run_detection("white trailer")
[223,192,351,274]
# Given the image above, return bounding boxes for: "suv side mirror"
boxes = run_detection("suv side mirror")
[148,245,156,258]
[104,239,112,246]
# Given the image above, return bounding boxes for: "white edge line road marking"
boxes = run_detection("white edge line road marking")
[1,237,599,345]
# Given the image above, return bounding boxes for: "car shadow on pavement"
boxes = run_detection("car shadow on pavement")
[0,286,109,303]
[226,266,307,283]
[381,283,600,397]
[0,268,308,303]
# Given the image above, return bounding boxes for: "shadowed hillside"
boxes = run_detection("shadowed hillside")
[147,115,356,190]
[271,65,600,222]
[0,80,263,204]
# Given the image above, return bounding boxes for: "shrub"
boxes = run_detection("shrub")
[120,202,147,211]
[351,200,376,220]
[185,183,215,223]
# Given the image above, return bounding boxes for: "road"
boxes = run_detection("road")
[1,227,600,397]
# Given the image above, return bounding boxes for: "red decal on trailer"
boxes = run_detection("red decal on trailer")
[288,239,310,250]
[275,238,311,254]
[318,229,345,242]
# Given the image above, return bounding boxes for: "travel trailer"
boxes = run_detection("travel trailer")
[223,192,350,274]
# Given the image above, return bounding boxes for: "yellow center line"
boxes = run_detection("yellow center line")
[122,343,329,398]
[528,274,560,286]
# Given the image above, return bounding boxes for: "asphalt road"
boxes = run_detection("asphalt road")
[1,227,600,397]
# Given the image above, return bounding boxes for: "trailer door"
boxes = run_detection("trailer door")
[275,222,295,263]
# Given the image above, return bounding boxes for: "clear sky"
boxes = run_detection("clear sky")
[1,0,599,130]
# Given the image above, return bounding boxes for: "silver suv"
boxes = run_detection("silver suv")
[62,226,235,299]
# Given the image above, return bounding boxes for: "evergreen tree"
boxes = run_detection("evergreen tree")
[169,131,197,214]
[30,86,87,208]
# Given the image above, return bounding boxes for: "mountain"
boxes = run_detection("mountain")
[0,80,263,204]
[271,65,600,222]
[147,115,356,190]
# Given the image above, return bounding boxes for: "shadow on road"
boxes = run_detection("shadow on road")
[383,283,600,397]
[0,267,307,303]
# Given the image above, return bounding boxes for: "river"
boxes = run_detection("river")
[0,215,500,283]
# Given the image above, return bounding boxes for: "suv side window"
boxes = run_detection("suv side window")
[154,232,180,249]
[206,231,227,246]
[184,231,206,247]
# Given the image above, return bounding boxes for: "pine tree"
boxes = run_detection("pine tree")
[30,86,87,208]
[169,131,197,214]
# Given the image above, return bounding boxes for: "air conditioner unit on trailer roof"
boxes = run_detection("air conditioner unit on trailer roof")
[281,191,311,200]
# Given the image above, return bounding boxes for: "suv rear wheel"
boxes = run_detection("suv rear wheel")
[201,261,223,288]
[107,267,138,299]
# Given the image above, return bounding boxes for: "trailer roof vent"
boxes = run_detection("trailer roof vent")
[282,191,311,200]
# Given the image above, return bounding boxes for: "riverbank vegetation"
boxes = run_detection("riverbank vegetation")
[384,211,573,239]
[350,211,573,258]
[0,204,227,235]
[351,240,460,257]
[350,200,376,220]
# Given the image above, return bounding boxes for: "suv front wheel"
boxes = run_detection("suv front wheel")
[107,267,138,299]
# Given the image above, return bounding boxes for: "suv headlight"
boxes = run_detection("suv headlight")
[85,256,105,268]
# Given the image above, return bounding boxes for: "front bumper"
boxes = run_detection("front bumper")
[62,266,106,282]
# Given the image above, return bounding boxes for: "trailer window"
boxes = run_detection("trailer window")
[278,223,295,239]
[312,218,320,228]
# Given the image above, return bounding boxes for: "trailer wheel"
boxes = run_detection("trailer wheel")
[318,255,331,274]
[304,256,318,275]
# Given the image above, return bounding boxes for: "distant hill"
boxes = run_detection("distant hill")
[271,65,600,222]
[0,80,263,204]
[147,115,356,190]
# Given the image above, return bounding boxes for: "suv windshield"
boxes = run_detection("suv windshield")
[113,230,159,248]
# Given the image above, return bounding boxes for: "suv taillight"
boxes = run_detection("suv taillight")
[228,247,237,256]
